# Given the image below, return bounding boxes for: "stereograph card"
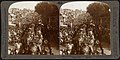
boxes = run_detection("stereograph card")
[1,1,119,59]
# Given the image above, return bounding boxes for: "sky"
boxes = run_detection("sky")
[9,1,41,10]
[61,1,95,11]
[9,1,95,11]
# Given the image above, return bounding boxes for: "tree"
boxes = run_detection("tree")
[35,2,59,54]
[87,2,110,54]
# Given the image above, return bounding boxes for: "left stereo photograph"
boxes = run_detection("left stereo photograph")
[8,1,60,55]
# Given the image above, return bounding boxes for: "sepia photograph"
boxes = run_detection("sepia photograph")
[59,1,111,55]
[8,1,59,55]
[8,1,111,55]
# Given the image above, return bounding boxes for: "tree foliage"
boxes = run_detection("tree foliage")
[35,2,59,17]
[87,2,110,17]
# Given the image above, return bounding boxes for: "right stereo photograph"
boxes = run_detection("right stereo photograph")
[59,1,111,55]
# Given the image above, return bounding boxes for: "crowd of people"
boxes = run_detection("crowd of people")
[59,24,103,55]
[59,9,104,55]
[8,6,110,55]
[8,8,55,55]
